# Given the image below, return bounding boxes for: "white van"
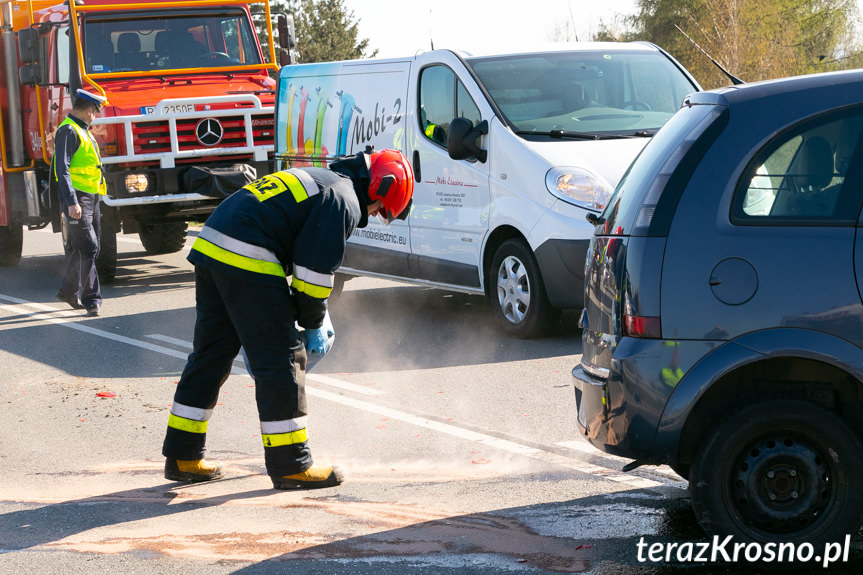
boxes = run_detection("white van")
[275,43,700,337]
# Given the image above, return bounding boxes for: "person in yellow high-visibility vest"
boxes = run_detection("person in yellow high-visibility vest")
[53,89,108,317]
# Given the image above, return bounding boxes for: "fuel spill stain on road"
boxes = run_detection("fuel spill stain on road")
[53,512,587,572]
[2,460,590,572]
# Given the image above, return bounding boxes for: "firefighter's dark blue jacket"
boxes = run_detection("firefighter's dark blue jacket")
[187,154,370,329]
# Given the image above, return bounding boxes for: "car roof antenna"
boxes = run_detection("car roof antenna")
[674,24,745,85]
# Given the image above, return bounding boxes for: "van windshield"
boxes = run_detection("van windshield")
[83,9,262,75]
[467,49,697,137]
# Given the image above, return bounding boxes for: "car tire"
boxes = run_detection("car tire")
[669,462,690,481]
[489,238,560,338]
[138,221,188,255]
[689,398,863,544]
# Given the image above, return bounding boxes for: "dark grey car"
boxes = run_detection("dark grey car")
[573,70,863,545]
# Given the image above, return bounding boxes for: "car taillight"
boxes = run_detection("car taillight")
[623,314,661,338]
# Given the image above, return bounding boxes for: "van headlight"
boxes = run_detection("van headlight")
[545,167,612,211]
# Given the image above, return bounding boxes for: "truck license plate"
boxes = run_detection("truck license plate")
[140,104,195,115]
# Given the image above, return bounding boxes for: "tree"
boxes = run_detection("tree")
[252,0,376,64]
[621,0,861,89]
[250,0,291,61]
[292,0,377,63]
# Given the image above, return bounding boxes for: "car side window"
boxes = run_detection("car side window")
[734,113,863,224]
[419,65,481,148]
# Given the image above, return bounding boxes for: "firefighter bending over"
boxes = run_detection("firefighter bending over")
[162,149,414,489]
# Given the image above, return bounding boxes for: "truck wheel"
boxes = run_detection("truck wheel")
[97,209,117,284]
[0,220,23,266]
[690,398,863,544]
[138,222,188,254]
[489,239,560,338]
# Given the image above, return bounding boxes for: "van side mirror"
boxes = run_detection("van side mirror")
[447,118,488,163]
[18,28,39,64]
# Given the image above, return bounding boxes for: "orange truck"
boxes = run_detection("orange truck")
[0,0,294,280]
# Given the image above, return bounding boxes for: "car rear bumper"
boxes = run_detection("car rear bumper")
[572,337,719,461]
[571,362,640,459]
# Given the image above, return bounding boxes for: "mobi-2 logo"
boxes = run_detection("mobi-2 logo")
[351,99,402,151]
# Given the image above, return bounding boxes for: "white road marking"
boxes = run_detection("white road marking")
[145,333,193,348]
[308,374,384,396]
[2,292,664,490]
[35,226,192,250]
[144,334,382,397]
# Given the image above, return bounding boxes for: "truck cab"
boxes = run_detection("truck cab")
[0,0,294,279]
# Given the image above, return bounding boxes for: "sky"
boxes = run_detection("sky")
[342,0,639,58]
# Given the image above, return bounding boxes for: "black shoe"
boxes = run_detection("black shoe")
[85,305,101,317]
[56,291,84,310]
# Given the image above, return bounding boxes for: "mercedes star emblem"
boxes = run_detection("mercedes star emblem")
[195,118,224,146]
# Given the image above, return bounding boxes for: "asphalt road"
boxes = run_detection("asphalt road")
[1,227,862,575]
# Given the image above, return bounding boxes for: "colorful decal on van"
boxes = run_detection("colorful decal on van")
[277,63,407,168]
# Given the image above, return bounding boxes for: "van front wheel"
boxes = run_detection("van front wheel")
[489,239,560,338]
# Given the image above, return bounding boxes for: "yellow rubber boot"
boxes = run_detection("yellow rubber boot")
[164,458,224,482]
[272,464,344,489]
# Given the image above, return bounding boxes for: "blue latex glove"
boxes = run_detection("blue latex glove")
[304,311,335,356]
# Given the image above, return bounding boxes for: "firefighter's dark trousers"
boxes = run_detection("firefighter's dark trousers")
[59,191,102,309]
[162,264,312,477]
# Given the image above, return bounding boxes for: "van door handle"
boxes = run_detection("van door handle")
[412,150,421,182]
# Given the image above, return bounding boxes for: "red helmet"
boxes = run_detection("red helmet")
[368,149,414,223]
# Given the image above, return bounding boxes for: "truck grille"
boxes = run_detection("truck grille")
[132,114,274,154]
[95,95,274,169]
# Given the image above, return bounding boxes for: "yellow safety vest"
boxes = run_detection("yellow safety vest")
[54,116,106,195]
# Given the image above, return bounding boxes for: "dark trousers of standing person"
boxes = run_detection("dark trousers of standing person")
[59,191,102,309]
[162,265,313,477]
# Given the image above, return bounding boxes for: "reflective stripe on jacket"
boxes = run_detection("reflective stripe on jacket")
[54,116,106,195]
[187,167,361,329]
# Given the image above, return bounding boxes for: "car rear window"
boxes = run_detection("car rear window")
[599,102,727,236]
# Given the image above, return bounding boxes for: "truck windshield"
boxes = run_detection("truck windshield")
[466,49,697,136]
[83,9,262,74]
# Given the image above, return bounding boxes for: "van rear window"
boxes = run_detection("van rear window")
[600,103,727,236]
